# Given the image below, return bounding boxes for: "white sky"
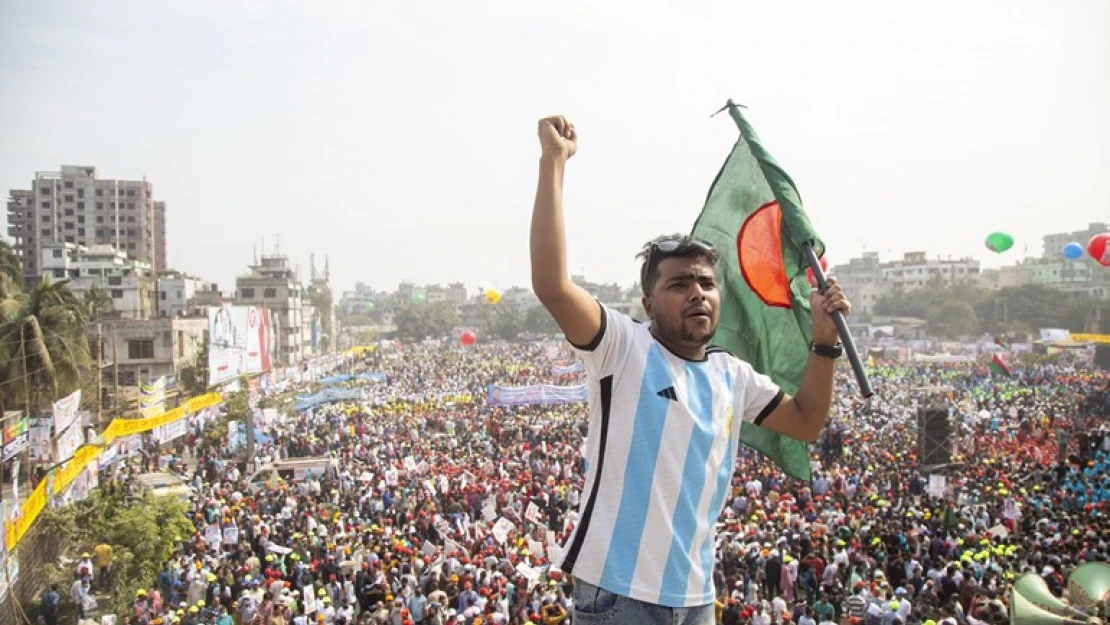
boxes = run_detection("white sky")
[1,0,1108,295]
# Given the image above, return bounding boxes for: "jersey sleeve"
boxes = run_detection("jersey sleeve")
[735,360,785,425]
[570,302,636,378]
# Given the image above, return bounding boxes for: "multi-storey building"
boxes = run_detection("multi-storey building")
[829,252,891,315]
[986,223,1109,297]
[40,242,158,319]
[880,252,981,292]
[185,284,228,310]
[97,316,208,387]
[338,282,377,317]
[235,254,304,365]
[500,286,539,309]
[154,201,167,273]
[158,273,211,319]
[1042,222,1108,259]
[6,165,167,283]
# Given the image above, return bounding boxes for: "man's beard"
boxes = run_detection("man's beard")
[654,310,716,346]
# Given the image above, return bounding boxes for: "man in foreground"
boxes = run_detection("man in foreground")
[530,115,851,624]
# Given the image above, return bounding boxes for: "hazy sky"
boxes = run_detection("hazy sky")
[1,0,1108,296]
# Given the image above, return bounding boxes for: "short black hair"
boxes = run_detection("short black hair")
[637,234,719,296]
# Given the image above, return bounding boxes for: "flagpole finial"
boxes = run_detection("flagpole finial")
[711,100,747,117]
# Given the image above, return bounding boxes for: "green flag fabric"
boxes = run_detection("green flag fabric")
[691,101,825,483]
[989,352,1012,377]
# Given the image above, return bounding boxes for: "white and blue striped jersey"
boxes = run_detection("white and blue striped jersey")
[555,303,783,608]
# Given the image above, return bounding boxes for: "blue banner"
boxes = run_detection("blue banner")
[295,388,364,411]
[550,362,584,375]
[487,384,588,406]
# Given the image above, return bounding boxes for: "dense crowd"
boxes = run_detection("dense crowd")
[57,342,1110,625]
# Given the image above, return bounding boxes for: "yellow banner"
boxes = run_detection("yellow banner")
[1070,333,1110,344]
[52,444,103,494]
[6,480,48,548]
[103,407,186,442]
[186,392,223,413]
[5,391,224,552]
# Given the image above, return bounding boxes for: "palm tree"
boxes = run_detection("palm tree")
[84,286,114,321]
[0,279,92,412]
[0,239,22,299]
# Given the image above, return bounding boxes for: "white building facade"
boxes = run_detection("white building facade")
[158,275,210,318]
[40,242,157,319]
[235,254,305,365]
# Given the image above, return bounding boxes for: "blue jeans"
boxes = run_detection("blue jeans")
[572,580,715,625]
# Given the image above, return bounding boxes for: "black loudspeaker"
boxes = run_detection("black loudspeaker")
[1095,345,1110,371]
[917,408,950,467]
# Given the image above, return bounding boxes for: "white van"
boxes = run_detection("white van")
[246,456,336,493]
[134,472,194,500]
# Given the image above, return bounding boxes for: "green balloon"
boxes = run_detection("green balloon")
[985,232,1014,253]
[412,292,425,304]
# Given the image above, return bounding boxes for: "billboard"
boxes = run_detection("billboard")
[208,306,273,385]
[2,417,30,462]
[139,376,166,418]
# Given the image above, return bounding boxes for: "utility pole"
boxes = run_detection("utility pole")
[112,327,119,413]
[245,403,256,467]
[96,322,103,425]
[244,375,256,471]
[19,323,30,505]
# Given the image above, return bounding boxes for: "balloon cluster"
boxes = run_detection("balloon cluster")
[1061,234,1110,266]
[988,231,1109,267]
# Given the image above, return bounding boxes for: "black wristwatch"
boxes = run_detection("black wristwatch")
[811,341,843,359]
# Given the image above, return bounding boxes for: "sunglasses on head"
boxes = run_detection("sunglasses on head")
[650,237,716,254]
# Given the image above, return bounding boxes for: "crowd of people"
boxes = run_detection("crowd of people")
[56,341,1109,625]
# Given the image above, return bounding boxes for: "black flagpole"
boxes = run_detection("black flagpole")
[803,242,873,398]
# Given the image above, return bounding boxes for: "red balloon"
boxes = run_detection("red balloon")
[1088,233,1110,267]
[806,256,829,287]
[460,331,477,346]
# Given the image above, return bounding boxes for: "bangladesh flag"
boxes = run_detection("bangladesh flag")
[691,101,824,483]
[989,352,1012,376]
[940,501,959,530]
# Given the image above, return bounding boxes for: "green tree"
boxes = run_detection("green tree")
[37,489,195,616]
[342,314,376,327]
[179,341,210,397]
[874,282,1093,335]
[84,286,114,320]
[205,381,249,449]
[926,300,980,337]
[0,239,22,297]
[351,328,380,346]
[991,285,1089,333]
[487,305,525,340]
[307,288,335,352]
[524,305,560,335]
[0,279,91,411]
[393,301,459,340]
